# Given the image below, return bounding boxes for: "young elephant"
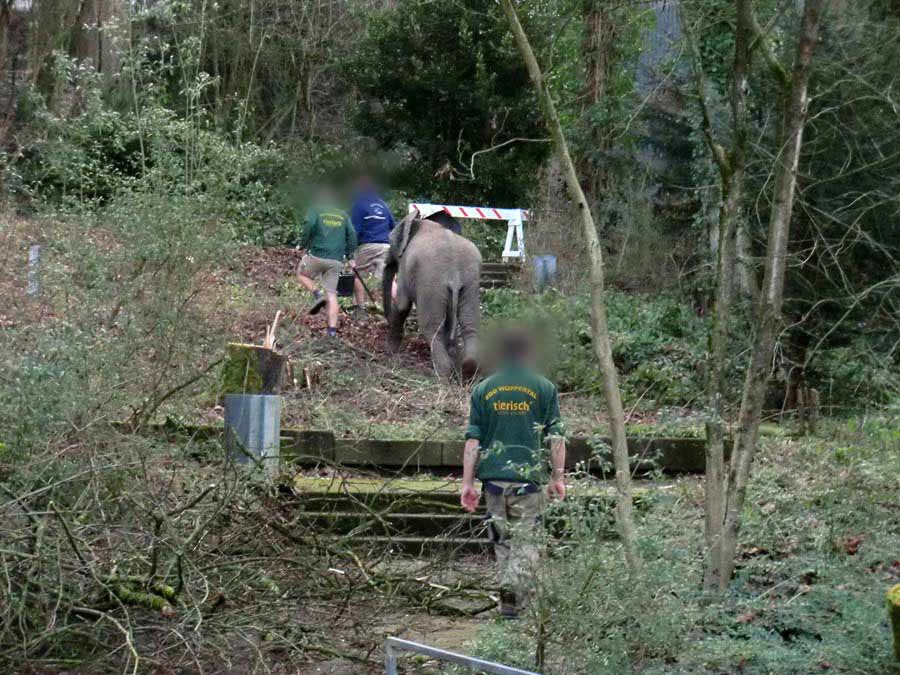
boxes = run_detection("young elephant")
[382,215,481,379]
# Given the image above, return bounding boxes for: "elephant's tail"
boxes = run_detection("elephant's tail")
[447,283,461,343]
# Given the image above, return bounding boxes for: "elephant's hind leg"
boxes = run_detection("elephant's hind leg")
[387,285,412,353]
[418,300,454,379]
[458,282,481,379]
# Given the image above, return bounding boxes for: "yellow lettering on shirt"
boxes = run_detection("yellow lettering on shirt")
[484,385,537,401]
[321,213,345,228]
[492,401,531,413]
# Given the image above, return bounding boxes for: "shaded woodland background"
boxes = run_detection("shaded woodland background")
[2,1,900,673]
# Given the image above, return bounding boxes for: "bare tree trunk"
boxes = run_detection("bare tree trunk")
[0,0,10,80]
[71,0,100,66]
[685,0,754,593]
[582,2,615,211]
[714,0,826,590]
[500,0,641,572]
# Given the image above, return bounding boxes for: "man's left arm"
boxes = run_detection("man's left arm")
[548,437,566,501]
[545,386,566,501]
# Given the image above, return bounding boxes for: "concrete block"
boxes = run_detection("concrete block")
[281,429,335,462]
[334,439,444,468]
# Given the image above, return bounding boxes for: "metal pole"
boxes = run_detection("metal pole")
[384,641,398,675]
[384,637,542,675]
[27,245,41,296]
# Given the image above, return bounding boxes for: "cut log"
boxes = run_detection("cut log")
[221,343,286,395]
[889,583,900,661]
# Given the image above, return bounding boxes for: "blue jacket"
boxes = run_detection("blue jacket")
[351,192,395,245]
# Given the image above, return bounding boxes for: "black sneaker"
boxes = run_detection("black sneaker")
[308,297,327,315]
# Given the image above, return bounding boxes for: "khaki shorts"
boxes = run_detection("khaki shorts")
[298,254,342,293]
[484,483,545,595]
[354,243,390,278]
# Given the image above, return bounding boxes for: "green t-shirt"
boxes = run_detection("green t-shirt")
[299,205,357,261]
[465,363,564,484]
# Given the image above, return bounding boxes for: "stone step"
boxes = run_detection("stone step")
[287,476,643,554]
[282,434,715,474]
[308,535,493,555]
[136,421,716,474]
[481,262,521,273]
[294,511,486,538]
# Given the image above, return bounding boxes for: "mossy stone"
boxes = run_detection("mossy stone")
[888,583,900,661]
[221,342,286,395]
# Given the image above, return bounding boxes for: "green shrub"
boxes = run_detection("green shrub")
[13,53,295,245]
[467,427,900,674]
[481,287,739,408]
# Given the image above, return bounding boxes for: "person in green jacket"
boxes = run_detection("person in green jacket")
[296,193,357,336]
[460,329,566,618]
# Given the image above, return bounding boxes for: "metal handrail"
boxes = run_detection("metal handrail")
[385,637,541,675]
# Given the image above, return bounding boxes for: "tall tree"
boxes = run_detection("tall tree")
[348,0,550,205]
[683,0,752,592]
[706,0,827,591]
[500,0,641,571]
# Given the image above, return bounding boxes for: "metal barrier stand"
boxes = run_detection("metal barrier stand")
[385,637,541,675]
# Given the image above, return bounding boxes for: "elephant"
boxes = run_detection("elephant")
[382,214,482,379]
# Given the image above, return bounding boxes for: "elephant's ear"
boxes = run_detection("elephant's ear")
[395,214,422,259]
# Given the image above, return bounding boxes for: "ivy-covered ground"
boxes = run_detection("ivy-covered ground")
[5,216,899,674]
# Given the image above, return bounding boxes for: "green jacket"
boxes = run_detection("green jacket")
[465,363,564,484]
[299,205,357,261]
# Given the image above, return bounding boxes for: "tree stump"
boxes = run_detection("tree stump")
[221,343,286,396]
[889,584,900,661]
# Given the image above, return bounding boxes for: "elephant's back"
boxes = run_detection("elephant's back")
[408,226,481,283]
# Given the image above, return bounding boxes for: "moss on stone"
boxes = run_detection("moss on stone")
[888,583,900,661]
[220,342,285,395]
[221,343,265,395]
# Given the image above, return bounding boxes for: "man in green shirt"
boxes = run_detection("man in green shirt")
[296,195,357,337]
[460,329,566,618]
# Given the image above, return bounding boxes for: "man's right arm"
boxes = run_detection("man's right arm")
[299,210,316,250]
[461,438,481,512]
[351,201,365,238]
[461,390,483,512]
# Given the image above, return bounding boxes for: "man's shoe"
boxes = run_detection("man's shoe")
[499,589,519,620]
[308,297,327,315]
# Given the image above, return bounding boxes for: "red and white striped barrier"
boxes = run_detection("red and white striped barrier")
[409,203,529,222]
[408,203,528,260]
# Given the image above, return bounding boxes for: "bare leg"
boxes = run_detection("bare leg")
[354,277,366,306]
[326,291,339,329]
[297,272,318,294]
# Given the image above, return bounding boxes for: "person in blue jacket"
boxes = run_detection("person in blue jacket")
[350,176,395,307]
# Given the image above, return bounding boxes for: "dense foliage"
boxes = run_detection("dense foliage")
[3,1,900,672]
[470,418,900,673]
[345,0,551,206]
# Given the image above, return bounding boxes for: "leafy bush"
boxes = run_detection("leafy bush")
[481,287,736,408]
[467,423,900,674]
[811,340,899,411]
[13,53,295,244]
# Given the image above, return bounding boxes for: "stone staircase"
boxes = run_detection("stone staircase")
[286,476,642,554]
[479,262,519,290]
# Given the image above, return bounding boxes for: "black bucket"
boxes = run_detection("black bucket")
[336,272,356,297]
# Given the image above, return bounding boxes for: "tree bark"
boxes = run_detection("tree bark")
[500,0,641,572]
[714,0,826,591]
[685,0,754,593]
[582,2,616,210]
